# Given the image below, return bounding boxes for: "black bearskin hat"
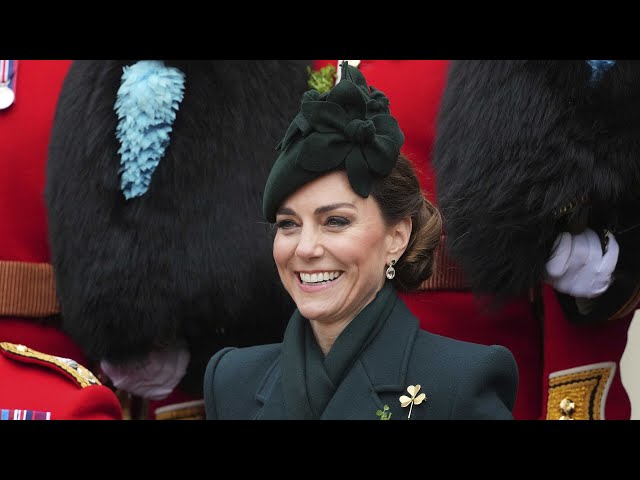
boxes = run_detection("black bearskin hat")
[433,60,640,324]
[46,60,310,392]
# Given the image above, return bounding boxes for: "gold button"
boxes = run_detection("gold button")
[559,398,575,415]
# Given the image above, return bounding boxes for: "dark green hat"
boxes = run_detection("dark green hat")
[262,62,405,222]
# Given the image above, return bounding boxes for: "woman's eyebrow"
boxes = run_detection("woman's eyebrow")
[276,202,357,217]
[276,206,296,216]
[314,203,356,215]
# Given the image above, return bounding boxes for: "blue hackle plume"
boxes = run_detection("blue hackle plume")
[114,60,186,199]
[586,60,616,85]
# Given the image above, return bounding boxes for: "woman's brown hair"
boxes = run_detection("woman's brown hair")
[370,154,442,291]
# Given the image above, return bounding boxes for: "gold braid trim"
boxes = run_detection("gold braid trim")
[154,400,205,420]
[0,342,100,388]
[546,362,615,420]
[0,260,60,317]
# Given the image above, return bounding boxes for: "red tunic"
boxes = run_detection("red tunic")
[0,60,121,419]
[541,285,632,420]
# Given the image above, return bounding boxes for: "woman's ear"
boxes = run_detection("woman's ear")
[388,217,412,258]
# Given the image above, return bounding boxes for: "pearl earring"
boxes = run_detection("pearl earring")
[386,259,396,280]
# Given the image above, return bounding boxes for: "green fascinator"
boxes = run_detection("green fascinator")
[262,62,405,222]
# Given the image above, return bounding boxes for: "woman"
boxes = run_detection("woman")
[203,63,518,420]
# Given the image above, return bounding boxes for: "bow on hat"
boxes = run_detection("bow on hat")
[263,62,404,222]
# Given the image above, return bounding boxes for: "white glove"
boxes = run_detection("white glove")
[545,228,619,299]
[100,341,190,401]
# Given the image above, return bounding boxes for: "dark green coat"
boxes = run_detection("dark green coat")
[204,297,518,420]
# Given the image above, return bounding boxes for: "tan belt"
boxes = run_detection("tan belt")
[0,260,60,317]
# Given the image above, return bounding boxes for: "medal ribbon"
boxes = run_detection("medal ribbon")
[0,60,17,88]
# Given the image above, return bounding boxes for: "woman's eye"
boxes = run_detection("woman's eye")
[327,217,350,227]
[276,219,297,230]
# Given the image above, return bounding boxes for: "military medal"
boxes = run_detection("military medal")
[0,60,17,110]
[0,84,15,109]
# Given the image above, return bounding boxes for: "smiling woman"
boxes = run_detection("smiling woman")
[203,62,519,420]
[273,170,407,355]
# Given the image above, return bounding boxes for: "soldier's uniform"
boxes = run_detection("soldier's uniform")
[0,59,78,355]
[432,60,640,420]
[0,60,121,419]
[0,342,122,420]
[541,285,633,420]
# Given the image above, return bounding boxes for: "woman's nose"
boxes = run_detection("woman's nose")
[295,227,324,259]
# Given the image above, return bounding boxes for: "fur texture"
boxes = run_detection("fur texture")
[433,60,640,316]
[46,60,310,392]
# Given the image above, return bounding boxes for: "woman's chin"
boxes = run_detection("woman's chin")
[296,300,337,322]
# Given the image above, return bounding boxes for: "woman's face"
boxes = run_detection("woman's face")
[273,170,395,325]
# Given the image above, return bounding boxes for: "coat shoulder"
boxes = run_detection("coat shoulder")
[207,343,281,382]
[412,330,517,379]
[204,343,282,419]
[409,331,518,418]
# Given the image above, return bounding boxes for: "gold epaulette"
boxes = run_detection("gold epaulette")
[0,342,101,388]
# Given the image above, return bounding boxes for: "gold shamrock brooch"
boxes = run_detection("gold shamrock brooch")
[399,384,427,419]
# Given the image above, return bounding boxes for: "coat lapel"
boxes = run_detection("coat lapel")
[252,299,421,420]
[320,300,420,420]
[320,361,383,420]
[253,356,287,420]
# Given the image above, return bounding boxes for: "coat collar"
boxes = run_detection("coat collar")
[254,297,420,420]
